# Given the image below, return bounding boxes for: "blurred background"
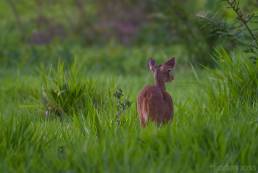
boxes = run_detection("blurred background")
[0,0,257,74]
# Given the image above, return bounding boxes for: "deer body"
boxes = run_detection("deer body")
[137,58,175,127]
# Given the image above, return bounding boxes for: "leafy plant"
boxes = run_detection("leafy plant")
[198,0,258,59]
[226,0,258,48]
[113,88,132,124]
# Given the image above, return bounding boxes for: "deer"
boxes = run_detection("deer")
[137,57,176,127]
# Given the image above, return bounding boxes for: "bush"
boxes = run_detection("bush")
[40,60,110,118]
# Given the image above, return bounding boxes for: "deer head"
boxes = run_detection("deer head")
[148,58,176,84]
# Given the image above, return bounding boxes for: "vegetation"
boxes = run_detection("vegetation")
[0,0,257,172]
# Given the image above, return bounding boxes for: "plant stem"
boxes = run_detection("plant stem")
[227,0,258,48]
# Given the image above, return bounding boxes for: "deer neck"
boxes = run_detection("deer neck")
[155,74,166,93]
[152,70,167,95]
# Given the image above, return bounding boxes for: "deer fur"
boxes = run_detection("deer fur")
[137,57,176,127]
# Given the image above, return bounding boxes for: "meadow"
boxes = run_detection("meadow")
[0,0,258,173]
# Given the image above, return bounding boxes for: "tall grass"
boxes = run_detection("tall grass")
[206,48,258,112]
[0,48,257,173]
[40,60,115,119]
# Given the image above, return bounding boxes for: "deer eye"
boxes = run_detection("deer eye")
[167,69,172,74]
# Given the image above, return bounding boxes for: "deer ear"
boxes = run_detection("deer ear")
[165,57,176,68]
[148,58,156,72]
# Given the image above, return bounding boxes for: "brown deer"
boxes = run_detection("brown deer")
[137,58,176,127]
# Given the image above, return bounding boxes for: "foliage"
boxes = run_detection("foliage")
[113,88,132,123]
[198,0,258,60]
[40,60,110,118]
[41,61,85,118]
[206,48,258,112]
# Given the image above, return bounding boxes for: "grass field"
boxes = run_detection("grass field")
[0,45,257,173]
[0,0,258,172]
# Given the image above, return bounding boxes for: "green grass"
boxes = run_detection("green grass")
[0,46,257,173]
[0,0,257,172]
